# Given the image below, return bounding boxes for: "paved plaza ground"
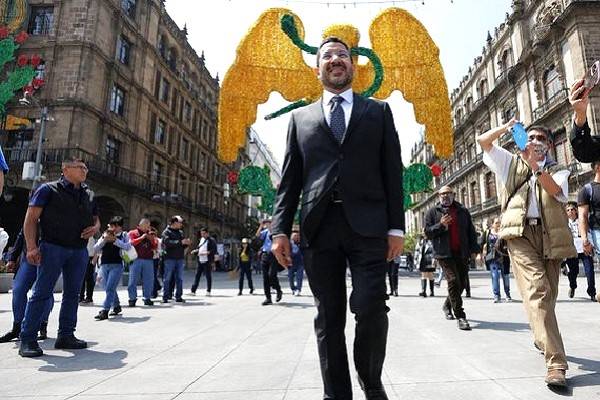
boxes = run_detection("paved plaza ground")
[0,270,598,400]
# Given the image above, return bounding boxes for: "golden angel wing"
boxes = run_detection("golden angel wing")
[218,8,321,163]
[355,8,453,158]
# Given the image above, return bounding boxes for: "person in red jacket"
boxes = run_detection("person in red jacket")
[127,218,158,307]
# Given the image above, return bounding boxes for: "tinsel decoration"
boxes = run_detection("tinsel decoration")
[227,170,239,185]
[0,30,38,115]
[0,0,27,34]
[218,7,453,163]
[403,163,433,210]
[237,165,277,215]
[430,163,442,177]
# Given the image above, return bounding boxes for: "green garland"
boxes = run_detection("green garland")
[0,65,34,115]
[238,165,277,214]
[266,14,384,120]
[403,163,433,211]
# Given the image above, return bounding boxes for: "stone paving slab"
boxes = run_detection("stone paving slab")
[0,270,598,400]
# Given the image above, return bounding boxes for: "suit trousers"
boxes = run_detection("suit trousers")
[303,202,389,400]
[507,225,567,370]
[439,256,469,319]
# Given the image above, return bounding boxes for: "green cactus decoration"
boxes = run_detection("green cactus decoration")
[238,165,277,215]
[0,31,38,116]
[403,163,434,209]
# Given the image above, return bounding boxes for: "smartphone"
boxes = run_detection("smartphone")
[511,122,528,151]
[579,60,600,99]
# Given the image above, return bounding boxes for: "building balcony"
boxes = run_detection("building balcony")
[468,203,482,214]
[532,89,568,122]
[482,196,499,210]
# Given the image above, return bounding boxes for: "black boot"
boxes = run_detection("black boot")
[94,310,109,321]
[38,322,48,340]
[54,334,87,349]
[0,321,21,343]
[19,340,43,357]
[429,280,435,297]
[419,279,427,297]
[109,305,122,316]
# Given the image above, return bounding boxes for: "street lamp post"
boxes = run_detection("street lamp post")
[19,94,48,190]
[221,182,230,241]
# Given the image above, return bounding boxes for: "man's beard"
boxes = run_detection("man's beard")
[321,67,353,90]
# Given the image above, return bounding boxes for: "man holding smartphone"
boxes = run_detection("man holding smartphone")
[424,185,479,331]
[569,64,600,162]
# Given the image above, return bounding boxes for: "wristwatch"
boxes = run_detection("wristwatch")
[534,169,543,177]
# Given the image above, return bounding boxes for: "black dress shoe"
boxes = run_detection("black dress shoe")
[262,299,273,306]
[19,340,43,357]
[128,299,136,307]
[109,305,122,316]
[162,299,169,303]
[457,318,472,331]
[276,291,283,302]
[54,335,87,349]
[143,299,154,306]
[364,387,389,400]
[568,288,575,298]
[175,298,186,303]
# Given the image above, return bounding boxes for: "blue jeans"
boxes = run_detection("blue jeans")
[101,263,123,310]
[12,257,54,324]
[128,258,154,301]
[20,242,88,342]
[489,260,510,298]
[590,229,600,256]
[288,264,304,292]
[163,259,184,300]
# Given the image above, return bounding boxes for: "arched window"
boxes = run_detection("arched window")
[477,79,488,98]
[543,65,562,100]
[465,97,474,113]
[168,47,178,72]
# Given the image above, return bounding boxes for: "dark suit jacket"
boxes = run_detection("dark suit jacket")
[570,121,600,163]
[271,93,405,246]
[424,201,480,260]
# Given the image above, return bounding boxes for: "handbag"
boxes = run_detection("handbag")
[120,245,138,264]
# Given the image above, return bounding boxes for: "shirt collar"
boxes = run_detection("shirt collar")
[59,176,86,191]
[323,88,354,106]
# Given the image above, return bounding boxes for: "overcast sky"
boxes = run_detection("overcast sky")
[165,0,513,166]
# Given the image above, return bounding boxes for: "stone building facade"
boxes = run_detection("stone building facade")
[0,0,248,246]
[408,0,600,238]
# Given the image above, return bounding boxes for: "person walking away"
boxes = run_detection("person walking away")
[256,219,283,305]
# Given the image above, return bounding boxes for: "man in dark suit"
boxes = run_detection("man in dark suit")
[271,37,405,400]
[569,77,600,162]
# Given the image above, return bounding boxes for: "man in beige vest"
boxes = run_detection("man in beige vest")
[477,119,575,388]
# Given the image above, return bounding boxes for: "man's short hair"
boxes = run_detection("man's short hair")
[316,36,351,67]
[109,216,124,227]
[200,227,209,233]
[566,201,578,209]
[170,215,184,224]
[527,125,553,142]
[61,157,85,168]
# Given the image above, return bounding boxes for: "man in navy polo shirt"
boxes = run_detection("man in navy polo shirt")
[19,157,100,357]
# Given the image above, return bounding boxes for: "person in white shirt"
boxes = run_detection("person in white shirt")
[0,226,9,257]
[190,227,216,296]
[477,118,576,388]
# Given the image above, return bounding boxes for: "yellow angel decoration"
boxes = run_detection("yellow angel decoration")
[218,7,453,163]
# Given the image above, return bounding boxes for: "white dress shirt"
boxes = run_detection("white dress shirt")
[483,144,570,218]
